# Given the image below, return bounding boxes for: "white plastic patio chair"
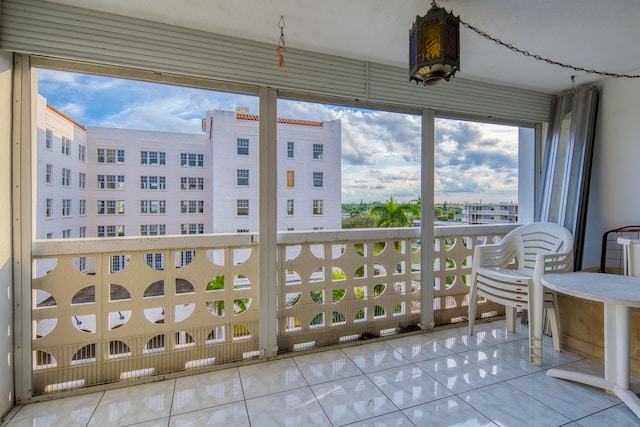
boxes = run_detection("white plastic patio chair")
[468,222,574,366]
[617,237,640,277]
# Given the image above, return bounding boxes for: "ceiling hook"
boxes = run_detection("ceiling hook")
[277,16,286,68]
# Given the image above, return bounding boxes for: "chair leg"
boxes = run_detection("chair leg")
[546,306,561,352]
[505,307,517,333]
[468,278,479,336]
[529,291,544,367]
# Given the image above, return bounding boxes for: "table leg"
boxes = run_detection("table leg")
[604,303,629,389]
[548,302,640,419]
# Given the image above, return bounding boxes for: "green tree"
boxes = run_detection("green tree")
[370,196,419,228]
[342,214,376,229]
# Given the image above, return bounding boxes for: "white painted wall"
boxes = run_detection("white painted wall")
[0,51,14,417]
[518,127,535,224]
[582,74,640,270]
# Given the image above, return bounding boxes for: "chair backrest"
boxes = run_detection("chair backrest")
[617,237,640,277]
[502,222,574,274]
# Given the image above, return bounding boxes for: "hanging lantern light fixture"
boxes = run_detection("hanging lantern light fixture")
[409,2,460,85]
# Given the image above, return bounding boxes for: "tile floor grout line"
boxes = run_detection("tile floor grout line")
[166,376,178,422]
[84,390,106,427]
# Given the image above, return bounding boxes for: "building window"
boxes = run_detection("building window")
[79,199,87,216]
[181,224,204,234]
[287,199,294,215]
[237,169,249,186]
[110,255,126,272]
[78,144,86,162]
[141,224,166,236]
[98,225,125,238]
[62,168,71,187]
[140,176,166,190]
[46,232,53,239]
[313,172,323,188]
[45,164,53,184]
[237,138,249,155]
[97,175,125,190]
[313,199,323,215]
[178,250,195,267]
[79,226,86,238]
[141,151,166,165]
[62,199,71,217]
[61,137,71,156]
[287,141,294,158]
[62,229,72,238]
[78,256,87,271]
[140,200,166,214]
[45,198,53,217]
[45,129,53,149]
[181,177,204,191]
[313,143,324,160]
[237,199,249,216]
[181,200,204,214]
[97,148,125,164]
[180,153,204,167]
[78,172,86,189]
[145,253,164,270]
[97,200,125,215]
[287,170,294,188]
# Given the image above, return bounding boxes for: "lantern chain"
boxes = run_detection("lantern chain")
[431,1,640,79]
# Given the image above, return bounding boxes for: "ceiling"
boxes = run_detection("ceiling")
[47,0,640,94]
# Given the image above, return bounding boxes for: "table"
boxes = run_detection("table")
[542,271,640,419]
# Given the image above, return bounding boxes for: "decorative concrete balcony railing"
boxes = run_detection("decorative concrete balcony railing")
[30,224,517,397]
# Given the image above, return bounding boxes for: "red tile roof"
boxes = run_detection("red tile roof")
[47,104,87,130]
[236,113,323,127]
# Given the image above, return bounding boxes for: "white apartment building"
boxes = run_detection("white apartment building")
[36,99,342,242]
[34,95,89,241]
[87,126,211,237]
[206,108,342,232]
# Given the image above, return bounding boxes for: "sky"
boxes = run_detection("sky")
[36,68,519,204]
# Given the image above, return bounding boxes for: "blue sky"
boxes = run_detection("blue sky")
[36,68,519,204]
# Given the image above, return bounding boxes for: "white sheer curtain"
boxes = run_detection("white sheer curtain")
[537,86,599,270]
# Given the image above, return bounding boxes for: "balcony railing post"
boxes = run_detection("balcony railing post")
[420,108,436,329]
[258,86,278,358]
[12,53,34,403]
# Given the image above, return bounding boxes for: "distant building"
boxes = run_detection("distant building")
[461,202,518,224]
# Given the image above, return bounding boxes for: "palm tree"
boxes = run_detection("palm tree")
[369,196,420,228]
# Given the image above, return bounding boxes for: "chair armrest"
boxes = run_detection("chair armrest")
[532,250,574,285]
[473,241,517,270]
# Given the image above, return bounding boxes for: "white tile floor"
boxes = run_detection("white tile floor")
[4,320,640,426]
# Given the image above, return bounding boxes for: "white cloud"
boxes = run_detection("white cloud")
[37,69,519,204]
